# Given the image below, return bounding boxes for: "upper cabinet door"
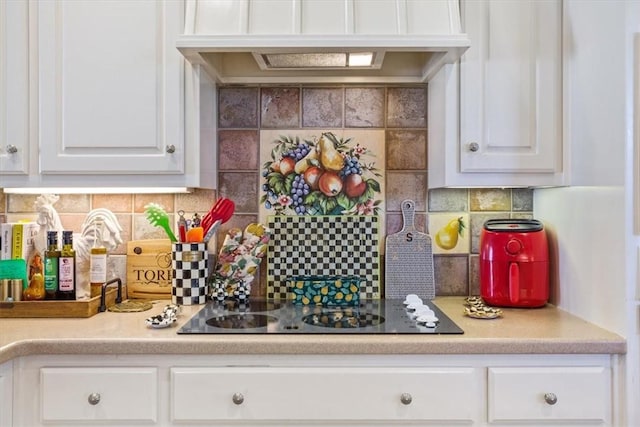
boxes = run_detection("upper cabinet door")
[0,0,30,176]
[459,0,562,174]
[37,0,184,174]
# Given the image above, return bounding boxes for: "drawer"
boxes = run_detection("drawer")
[40,367,157,423]
[171,366,480,422]
[488,366,611,423]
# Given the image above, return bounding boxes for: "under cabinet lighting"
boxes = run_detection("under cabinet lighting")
[1,187,193,195]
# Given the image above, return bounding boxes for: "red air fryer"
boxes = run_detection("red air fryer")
[480,219,549,308]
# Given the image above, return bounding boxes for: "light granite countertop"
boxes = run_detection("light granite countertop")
[0,297,626,365]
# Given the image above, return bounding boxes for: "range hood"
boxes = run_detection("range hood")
[176,0,470,84]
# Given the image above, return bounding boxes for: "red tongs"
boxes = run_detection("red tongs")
[201,197,235,235]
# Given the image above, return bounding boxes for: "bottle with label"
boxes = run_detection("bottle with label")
[44,231,60,300]
[89,220,107,298]
[57,230,76,300]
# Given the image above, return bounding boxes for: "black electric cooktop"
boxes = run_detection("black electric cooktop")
[177,299,463,335]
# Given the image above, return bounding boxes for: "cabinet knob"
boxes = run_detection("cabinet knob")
[544,392,558,405]
[6,144,18,154]
[400,392,413,405]
[166,144,176,154]
[87,393,101,405]
[468,142,479,152]
[232,392,244,405]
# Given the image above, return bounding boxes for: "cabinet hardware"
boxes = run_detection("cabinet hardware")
[232,392,244,405]
[6,144,18,154]
[400,392,412,405]
[166,144,176,154]
[468,142,479,152]
[544,392,558,405]
[87,392,101,405]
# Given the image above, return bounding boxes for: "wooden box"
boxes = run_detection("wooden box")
[126,239,173,300]
[0,286,124,318]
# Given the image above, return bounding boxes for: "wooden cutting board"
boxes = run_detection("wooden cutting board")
[126,239,173,299]
[385,200,435,300]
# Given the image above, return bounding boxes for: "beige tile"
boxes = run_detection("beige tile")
[92,194,133,213]
[386,130,427,170]
[385,172,427,211]
[302,87,343,127]
[218,172,259,213]
[0,191,6,213]
[134,194,174,213]
[218,130,260,170]
[434,255,469,296]
[512,188,534,211]
[57,214,86,233]
[469,255,480,296]
[8,194,39,213]
[470,188,511,211]
[387,86,427,128]
[428,188,469,212]
[175,189,216,213]
[261,87,300,128]
[218,87,259,128]
[345,87,385,128]
[133,213,175,241]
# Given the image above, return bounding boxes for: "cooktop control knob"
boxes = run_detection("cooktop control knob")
[506,238,522,255]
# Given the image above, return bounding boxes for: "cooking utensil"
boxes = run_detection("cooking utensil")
[384,199,435,300]
[177,210,187,242]
[144,203,178,242]
[202,198,235,234]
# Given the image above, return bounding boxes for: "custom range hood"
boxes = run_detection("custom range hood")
[177,0,470,84]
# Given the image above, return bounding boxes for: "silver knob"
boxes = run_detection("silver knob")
[6,144,18,154]
[468,142,479,152]
[232,392,244,405]
[87,393,101,405]
[544,392,558,405]
[400,392,412,405]
[166,144,176,154]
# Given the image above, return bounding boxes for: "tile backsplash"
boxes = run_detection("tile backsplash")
[0,84,533,297]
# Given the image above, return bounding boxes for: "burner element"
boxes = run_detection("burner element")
[206,314,278,329]
[302,308,385,328]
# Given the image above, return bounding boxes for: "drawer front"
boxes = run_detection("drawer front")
[488,366,611,423]
[171,366,480,422]
[41,367,158,423]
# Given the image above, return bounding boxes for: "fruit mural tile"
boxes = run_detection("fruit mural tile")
[258,129,386,223]
[429,213,470,255]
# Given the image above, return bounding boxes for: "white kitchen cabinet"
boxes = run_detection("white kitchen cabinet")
[172,366,480,423]
[0,0,30,176]
[429,0,566,188]
[488,366,611,425]
[11,353,616,426]
[0,360,13,427]
[0,0,216,190]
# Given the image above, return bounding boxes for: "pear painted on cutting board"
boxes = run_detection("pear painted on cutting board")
[435,217,465,250]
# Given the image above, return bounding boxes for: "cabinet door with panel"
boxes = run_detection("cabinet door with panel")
[36,0,184,175]
[488,366,612,425]
[0,0,30,178]
[429,0,565,188]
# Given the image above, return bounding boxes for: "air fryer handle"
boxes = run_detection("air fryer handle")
[509,262,519,303]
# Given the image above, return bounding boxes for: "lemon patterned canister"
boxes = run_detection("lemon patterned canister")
[287,276,360,306]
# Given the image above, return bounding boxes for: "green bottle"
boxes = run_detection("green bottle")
[57,231,76,300]
[44,231,60,300]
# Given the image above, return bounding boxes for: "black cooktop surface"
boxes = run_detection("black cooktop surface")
[177,299,464,335]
